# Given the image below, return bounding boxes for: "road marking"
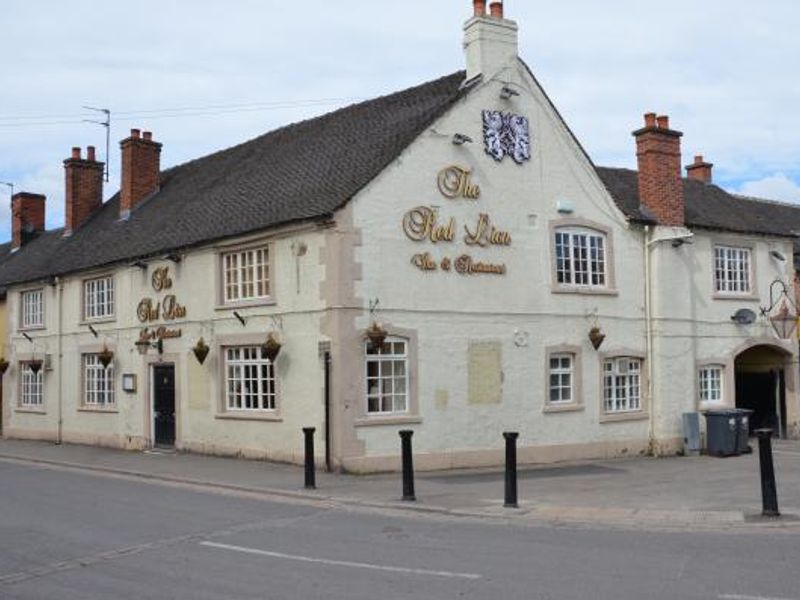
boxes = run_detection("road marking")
[720,594,799,600]
[200,541,483,580]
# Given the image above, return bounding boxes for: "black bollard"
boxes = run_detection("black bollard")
[503,432,519,508]
[303,427,316,490]
[399,430,416,501]
[755,428,780,517]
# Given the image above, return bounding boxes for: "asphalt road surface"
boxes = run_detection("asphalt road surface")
[0,460,798,600]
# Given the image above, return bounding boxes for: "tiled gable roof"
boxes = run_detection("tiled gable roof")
[596,167,800,240]
[0,71,468,287]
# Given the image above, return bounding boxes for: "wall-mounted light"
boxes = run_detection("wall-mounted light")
[760,279,798,340]
[770,250,787,262]
[165,251,182,263]
[452,133,474,145]
[135,337,163,356]
[131,260,148,270]
[88,324,99,338]
[233,311,247,327]
[500,86,520,100]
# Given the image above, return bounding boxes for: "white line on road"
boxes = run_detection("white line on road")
[720,594,799,600]
[200,541,483,580]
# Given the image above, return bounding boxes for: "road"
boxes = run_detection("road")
[0,460,798,600]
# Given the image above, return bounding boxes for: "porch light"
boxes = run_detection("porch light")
[769,302,797,340]
[135,337,163,356]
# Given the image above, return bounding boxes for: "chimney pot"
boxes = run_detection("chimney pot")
[656,115,670,129]
[143,131,152,141]
[644,113,657,128]
[694,155,704,164]
[473,0,486,17]
[489,1,503,18]
[131,128,141,139]
[71,147,81,159]
[87,146,96,161]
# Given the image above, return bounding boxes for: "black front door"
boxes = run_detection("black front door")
[153,365,176,447]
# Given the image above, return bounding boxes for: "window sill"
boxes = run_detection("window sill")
[215,412,283,422]
[79,317,116,326]
[18,326,46,333]
[77,407,119,414]
[15,407,46,414]
[354,415,423,428]
[543,403,585,414]
[215,299,276,312]
[600,411,649,424]
[551,286,619,297]
[712,293,758,302]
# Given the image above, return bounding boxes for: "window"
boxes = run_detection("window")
[603,357,642,413]
[84,276,115,320]
[83,354,115,406]
[21,289,43,328]
[549,354,574,404]
[699,365,723,404]
[555,228,607,288]
[20,364,43,408]
[225,346,276,411]
[714,245,751,294]
[366,338,408,414]
[223,247,270,303]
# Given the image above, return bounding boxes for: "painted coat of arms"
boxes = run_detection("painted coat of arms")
[482,110,531,164]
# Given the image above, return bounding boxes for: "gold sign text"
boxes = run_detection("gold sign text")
[437,165,480,200]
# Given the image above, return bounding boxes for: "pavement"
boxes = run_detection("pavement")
[0,437,798,532]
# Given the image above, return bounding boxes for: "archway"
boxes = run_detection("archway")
[734,344,790,437]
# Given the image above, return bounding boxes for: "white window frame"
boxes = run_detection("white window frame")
[548,353,575,405]
[365,337,409,415]
[83,276,115,321]
[224,346,276,411]
[222,247,271,304]
[20,289,44,329]
[603,357,643,414]
[20,363,43,408]
[83,354,116,407]
[554,227,608,288]
[714,245,752,295]
[699,365,724,404]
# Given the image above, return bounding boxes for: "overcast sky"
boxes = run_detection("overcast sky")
[1,1,799,241]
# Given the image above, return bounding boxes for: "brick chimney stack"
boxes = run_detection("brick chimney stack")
[464,0,518,81]
[64,146,104,235]
[686,154,714,184]
[11,192,46,250]
[633,113,685,227]
[120,129,162,219]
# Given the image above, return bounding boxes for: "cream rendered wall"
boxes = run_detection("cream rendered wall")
[649,229,798,444]
[3,226,329,463]
[347,59,651,466]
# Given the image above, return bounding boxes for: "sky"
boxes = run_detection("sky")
[1,1,799,241]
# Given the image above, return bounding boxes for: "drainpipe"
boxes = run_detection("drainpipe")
[644,226,655,454]
[56,276,64,445]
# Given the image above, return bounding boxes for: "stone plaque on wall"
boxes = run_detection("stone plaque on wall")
[468,341,503,405]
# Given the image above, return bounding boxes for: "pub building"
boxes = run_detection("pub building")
[1,1,798,472]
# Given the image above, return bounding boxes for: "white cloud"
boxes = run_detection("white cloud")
[735,174,800,204]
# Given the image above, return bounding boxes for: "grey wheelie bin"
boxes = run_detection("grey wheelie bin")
[735,408,754,454]
[704,410,740,457]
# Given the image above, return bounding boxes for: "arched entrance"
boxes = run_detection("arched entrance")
[734,344,790,438]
